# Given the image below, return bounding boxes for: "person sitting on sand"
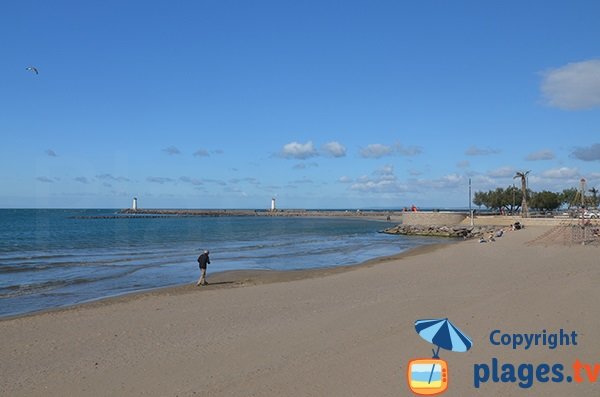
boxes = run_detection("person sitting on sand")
[479,237,487,243]
[197,250,211,286]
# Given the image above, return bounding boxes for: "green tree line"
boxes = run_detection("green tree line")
[473,186,599,212]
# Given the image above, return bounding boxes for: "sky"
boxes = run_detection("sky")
[2,0,600,209]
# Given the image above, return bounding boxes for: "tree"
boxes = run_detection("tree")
[529,191,562,211]
[505,185,523,214]
[514,171,530,217]
[560,188,578,207]
[472,191,488,209]
[588,187,599,208]
[472,186,522,213]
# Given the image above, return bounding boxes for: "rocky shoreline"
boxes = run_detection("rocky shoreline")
[383,224,505,238]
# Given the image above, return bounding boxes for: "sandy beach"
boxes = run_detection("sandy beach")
[2,225,599,396]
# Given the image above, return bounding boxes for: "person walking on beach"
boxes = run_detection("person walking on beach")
[197,250,210,286]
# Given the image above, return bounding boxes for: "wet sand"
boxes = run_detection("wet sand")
[1,226,599,396]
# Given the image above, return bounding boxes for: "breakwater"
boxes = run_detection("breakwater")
[383,224,504,238]
[119,208,401,218]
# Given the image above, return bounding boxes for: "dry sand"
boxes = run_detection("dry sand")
[1,226,599,396]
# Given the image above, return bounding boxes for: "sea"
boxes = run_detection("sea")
[0,209,448,318]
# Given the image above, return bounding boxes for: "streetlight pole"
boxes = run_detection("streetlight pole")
[512,183,515,216]
[469,178,473,226]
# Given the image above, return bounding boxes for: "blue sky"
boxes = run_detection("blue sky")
[2,1,600,209]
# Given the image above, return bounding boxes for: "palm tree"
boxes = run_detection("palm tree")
[514,171,530,218]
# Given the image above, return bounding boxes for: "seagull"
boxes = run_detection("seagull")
[26,66,39,75]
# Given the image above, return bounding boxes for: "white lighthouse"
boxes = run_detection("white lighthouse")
[270,197,276,212]
[132,197,138,211]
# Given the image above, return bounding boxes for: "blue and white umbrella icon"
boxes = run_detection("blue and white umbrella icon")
[415,318,472,384]
[415,318,472,357]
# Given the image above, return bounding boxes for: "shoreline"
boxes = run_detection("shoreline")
[0,211,409,320]
[5,216,595,320]
[1,240,452,322]
[3,224,600,396]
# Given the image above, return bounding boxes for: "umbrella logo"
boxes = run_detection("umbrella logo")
[407,318,472,396]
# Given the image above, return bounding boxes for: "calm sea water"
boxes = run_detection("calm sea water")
[0,209,447,317]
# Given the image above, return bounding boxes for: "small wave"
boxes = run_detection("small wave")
[0,264,149,299]
[0,249,193,275]
[0,279,85,298]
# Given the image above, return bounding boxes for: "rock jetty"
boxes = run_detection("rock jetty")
[118,208,400,218]
[383,224,503,239]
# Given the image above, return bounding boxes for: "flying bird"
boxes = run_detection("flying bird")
[26,66,39,75]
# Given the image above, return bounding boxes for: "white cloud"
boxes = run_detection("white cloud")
[163,146,181,155]
[528,172,583,192]
[202,178,227,186]
[587,172,600,180]
[293,162,319,170]
[96,174,130,182]
[373,164,395,178]
[359,142,421,159]
[291,177,314,184]
[339,176,353,183]
[193,149,210,157]
[321,141,347,158]
[229,177,260,185]
[465,146,501,156]
[470,174,497,187]
[36,176,55,183]
[419,174,466,190]
[456,160,470,168]
[571,143,600,161]
[541,59,600,110]
[540,167,579,179]
[350,164,408,193]
[526,149,555,161]
[280,141,318,159]
[348,164,471,196]
[147,176,175,184]
[487,166,516,178]
[395,143,422,156]
[359,144,394,159]
[180,176,203,185]
[351,179,402,193]
[74,177,89,184]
